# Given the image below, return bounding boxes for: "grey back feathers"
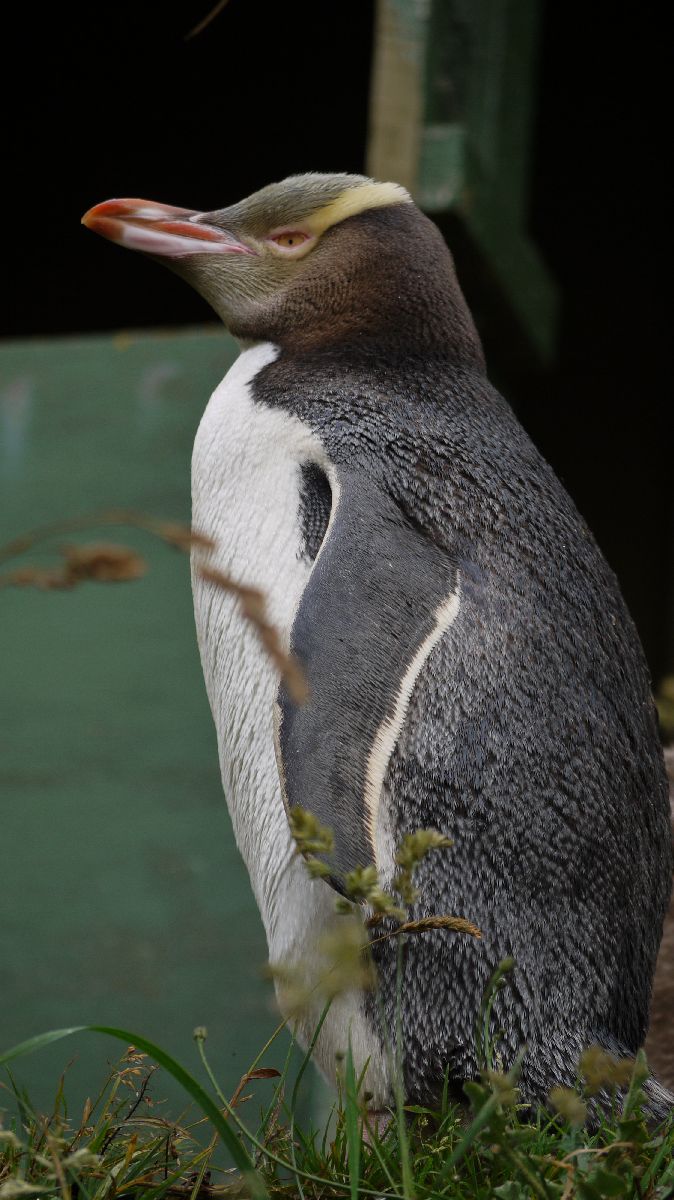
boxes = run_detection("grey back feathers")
[257,305,672,1117]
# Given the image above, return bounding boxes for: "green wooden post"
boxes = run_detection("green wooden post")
[368,0,558,362]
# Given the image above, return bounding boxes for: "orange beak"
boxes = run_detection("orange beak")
[81,198,255,258]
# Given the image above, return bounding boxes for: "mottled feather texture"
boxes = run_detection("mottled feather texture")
[297,463,332,563]
[253,203,672,1118]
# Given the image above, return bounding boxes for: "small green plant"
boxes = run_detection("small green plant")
[3,817,670,1198]
[287,806,477,932]
[3,525,672,1196]
[1,1023,673,1199]
[272,809,480,1027]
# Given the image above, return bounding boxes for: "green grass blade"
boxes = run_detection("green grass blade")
[195,1024,403,1197]
[618,1046,648,1123]
[361,1112,399,1195]
[89,1027,262,1190]
[286,1002,331,1200]
[475,957,515,1071]
[0,1025,263,1194]
[256,1032,295,1141]
[290,1002,331,1118]
[437,1048,526,1185]
[344,1039,361,1200]
[393,938,415,1200]
[0,1027,86,1066]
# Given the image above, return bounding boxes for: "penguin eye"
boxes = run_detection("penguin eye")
[273,231,307,247]
[268,230,313,253]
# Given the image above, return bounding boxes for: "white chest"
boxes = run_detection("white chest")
[191,344,318,941]
[190,344,389,1101]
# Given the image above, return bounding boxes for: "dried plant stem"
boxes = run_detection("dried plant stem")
[0,510,307,703]
[0,509,213,565]
[45,1130,71,1200]
[198,565,308,704]
[185,0,231,41]
[367,914,482,939]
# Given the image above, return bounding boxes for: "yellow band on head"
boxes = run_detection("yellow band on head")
[306,181,411,237]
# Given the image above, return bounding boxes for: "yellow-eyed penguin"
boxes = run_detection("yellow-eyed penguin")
[82,175,673,1119]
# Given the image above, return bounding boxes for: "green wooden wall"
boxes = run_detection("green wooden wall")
[0,328,316,1123]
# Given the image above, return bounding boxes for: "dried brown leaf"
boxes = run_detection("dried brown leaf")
[63,543,147,583]
[1,566,72,589]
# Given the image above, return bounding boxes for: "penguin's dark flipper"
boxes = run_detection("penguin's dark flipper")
[275,468,458,884]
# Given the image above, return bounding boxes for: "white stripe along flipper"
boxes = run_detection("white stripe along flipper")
[364,582,461,865]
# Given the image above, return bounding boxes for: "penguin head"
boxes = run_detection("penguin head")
[83,173,482,361]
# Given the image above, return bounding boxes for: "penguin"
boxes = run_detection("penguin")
[82,174,673,1119]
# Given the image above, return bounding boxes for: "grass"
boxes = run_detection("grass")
[1,1009,673,1200]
